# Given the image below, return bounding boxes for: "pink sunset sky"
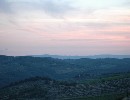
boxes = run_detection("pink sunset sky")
[0,0,130,56]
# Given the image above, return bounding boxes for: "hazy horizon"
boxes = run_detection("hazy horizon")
[0,0,130,56]
[1,54,130,57]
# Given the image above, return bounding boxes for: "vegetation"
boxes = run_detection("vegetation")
[0,73,130,100]
[0,55,130,99]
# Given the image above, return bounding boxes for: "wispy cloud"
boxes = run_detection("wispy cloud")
[38,0,74,17]
[6,0,74,18]
[0,0,11,13]
[0,0,130,55]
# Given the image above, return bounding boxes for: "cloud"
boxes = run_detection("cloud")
[37,0,74,17]
[122,0,130,7]
[0,0,11,13]
[8,0,74,17]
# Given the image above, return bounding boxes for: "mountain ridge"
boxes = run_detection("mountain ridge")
[0,55,130,88]
[30,54,130,59]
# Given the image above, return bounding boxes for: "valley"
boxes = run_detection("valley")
[0,55,130,100]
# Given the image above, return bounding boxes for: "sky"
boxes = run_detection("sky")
[0,0,130,56]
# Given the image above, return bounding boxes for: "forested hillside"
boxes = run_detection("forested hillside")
[0,55,130,87]
[0,73,130,100]
[0,55,130,99]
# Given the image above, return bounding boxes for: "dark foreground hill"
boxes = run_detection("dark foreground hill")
[0,55,130,87]
[0,73,130,100]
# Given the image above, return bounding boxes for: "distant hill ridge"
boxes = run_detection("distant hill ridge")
[0,55,130,88]
[31,54,130,59]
